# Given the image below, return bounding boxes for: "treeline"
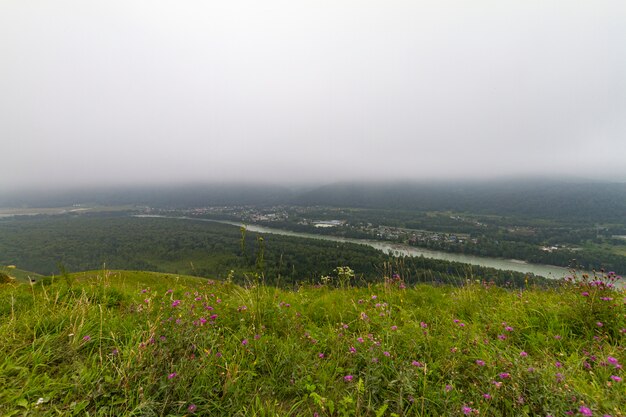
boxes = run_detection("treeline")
[0,214,547,287]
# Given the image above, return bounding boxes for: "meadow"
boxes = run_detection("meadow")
[0,268,624,416]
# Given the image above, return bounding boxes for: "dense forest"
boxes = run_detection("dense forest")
[0,213,547,288]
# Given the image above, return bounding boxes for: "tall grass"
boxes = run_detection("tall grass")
[0,269,624,416]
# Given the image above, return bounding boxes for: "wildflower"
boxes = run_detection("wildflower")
[371,295,377,300]
[371,357,379,363]
[476,359,486,366]
[497,334,507,340]
[581,292,590,297]
[171,300,181,307]
[188,404,197,413]
[520,351,528,357]
[344,375,353,382]
[596,322,604,327]
[383,351,390,357]
[462,406,473,415]
[445,384,453,392]
[555,361,562,368]
[167,372,177,379]
[111,349,119,356]
[579,406,592,416]
[556,372,564,382]
[607,356,619,366]
[357,337,364,343]
[391,325,398,331]
[420,322,428,328]
[241,339,248,346]
[82,335,91,342]
[505,326,514,332]
[254,334,261,340]
[349,346,357,354]
[412,360,423,367]
[498,372,510,379]
[610,375,622,382]
[483,393,492,400]
[318,353,325,359]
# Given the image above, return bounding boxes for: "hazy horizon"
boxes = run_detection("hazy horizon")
[2,0,625,191]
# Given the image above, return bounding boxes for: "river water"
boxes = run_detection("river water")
[135,215,576,279]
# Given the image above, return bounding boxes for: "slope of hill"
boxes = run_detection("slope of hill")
[0,269,623,416]
[294,180,626,222]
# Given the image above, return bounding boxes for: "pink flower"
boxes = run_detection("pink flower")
[476,360,486,366]
[579,406,592,416]
[344,375,353,382]
[420,322,428,328]
[610,375,622,382]
[462,406,473,415]
[498,372,510,379]
[607,356,619,366]
[318,353,325,359]
[483,393,492,400]
[171,300,181,307]
[187,404,197,413]
[349,346,357,354]
[167,372,177,379]
[241,339,248,346]
[391,325,398,331]
[412,360,423,367]
[520,351,528,357]
[82,335,91,342]
[383,351,390,357]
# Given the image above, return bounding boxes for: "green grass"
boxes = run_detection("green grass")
[0,265,43,283]
[0,270,624,416]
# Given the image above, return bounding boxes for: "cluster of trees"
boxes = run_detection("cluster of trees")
[0,213,544,288]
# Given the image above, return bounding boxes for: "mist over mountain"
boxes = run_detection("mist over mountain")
[2,178,626,222]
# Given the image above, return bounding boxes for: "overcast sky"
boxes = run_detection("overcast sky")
[1,0,625,191]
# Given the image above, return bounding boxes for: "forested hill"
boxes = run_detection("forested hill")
[3,179,626,222]
[294,180,626,221]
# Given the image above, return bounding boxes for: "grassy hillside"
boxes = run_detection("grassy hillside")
[0,265,43,283]
[0,269,624,416]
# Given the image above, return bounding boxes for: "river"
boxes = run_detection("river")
[134,215,577,279]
